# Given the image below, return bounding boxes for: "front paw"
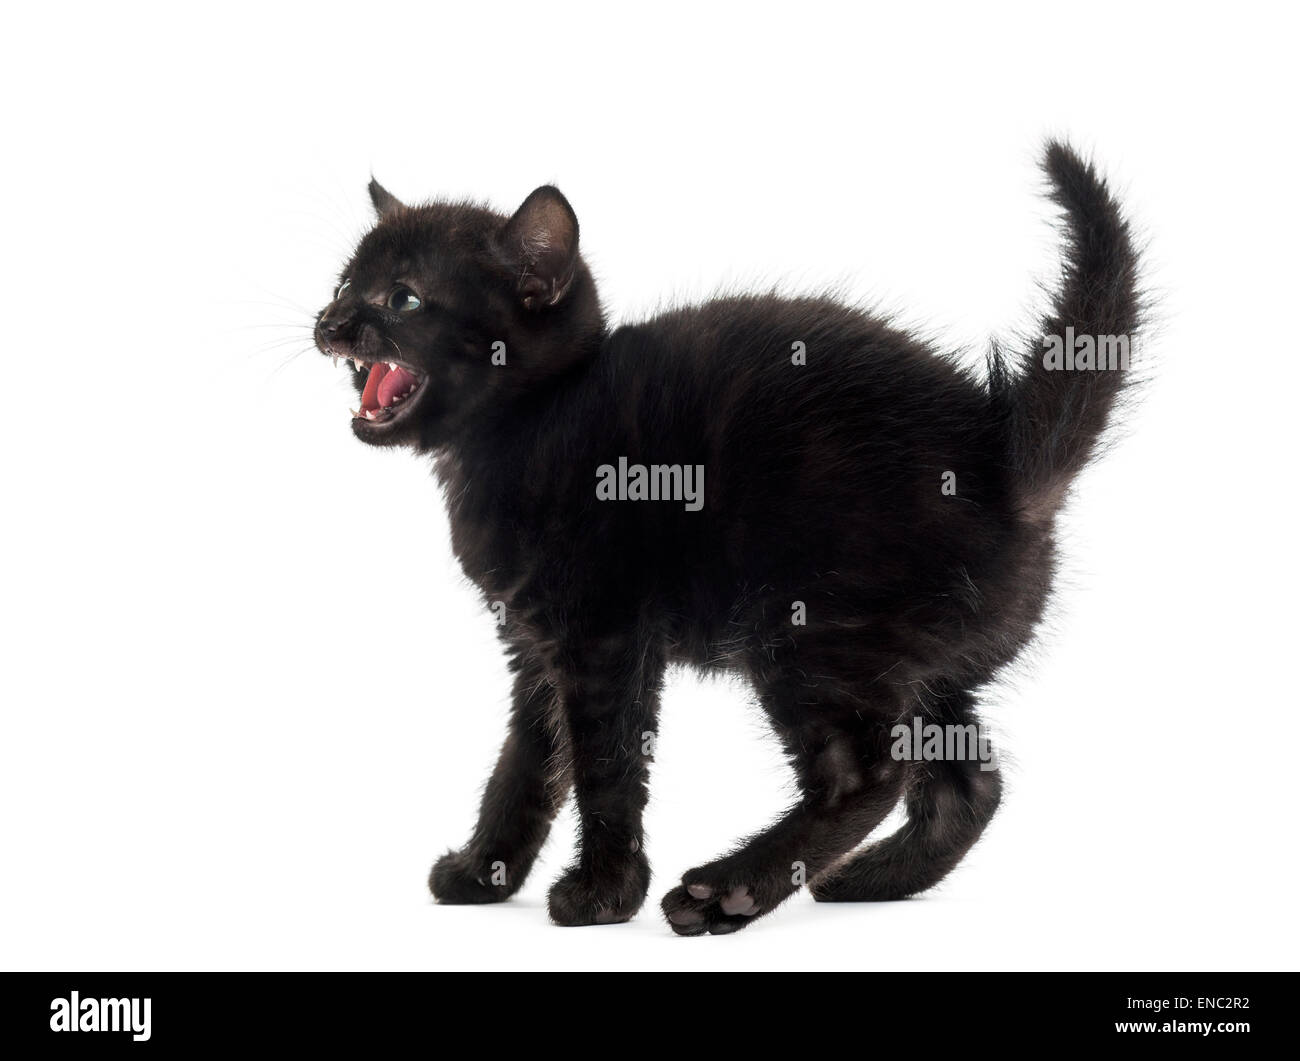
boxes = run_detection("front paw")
[429,849,515,905]
[547,853,650,926]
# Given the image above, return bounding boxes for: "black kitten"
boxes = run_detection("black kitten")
[313,143,1140,935]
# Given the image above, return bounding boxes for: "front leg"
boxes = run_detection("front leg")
[547,631,663,926]
[430,656,569,904]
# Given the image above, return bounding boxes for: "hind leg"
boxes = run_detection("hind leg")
[812,689,1002,902]
[661,716,907,936]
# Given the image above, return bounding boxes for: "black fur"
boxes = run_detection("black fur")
[312,142,1141,934]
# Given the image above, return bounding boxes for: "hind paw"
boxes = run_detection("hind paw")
[661,870,793,936]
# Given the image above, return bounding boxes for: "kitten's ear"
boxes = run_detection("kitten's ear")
[497,185,579,310]
[368,178,405,218]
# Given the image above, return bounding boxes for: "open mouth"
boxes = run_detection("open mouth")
[340,357,426,426]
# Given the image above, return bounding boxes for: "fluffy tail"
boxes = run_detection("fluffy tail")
[990,141,1142,521]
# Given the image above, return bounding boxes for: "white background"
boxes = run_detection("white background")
[3,2,1297,971]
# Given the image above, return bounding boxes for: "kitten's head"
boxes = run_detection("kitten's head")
[314,180,603,449]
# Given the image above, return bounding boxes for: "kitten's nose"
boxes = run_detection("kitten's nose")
[318,311,349,339]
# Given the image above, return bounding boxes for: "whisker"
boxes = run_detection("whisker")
[269,346,318,376]
[233,322,317,332]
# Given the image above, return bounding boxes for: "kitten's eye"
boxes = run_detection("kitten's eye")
[336,279,351,299]
[387,286,421,313]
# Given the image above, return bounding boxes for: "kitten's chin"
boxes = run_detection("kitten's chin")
[351,414,426,447]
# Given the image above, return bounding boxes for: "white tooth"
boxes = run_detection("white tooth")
[354,359,364,372]
[388,361,397,371]
[349,408,358,418]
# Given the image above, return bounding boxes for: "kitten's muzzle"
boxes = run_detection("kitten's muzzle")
[316,308,356,346]
[314,314,428,433]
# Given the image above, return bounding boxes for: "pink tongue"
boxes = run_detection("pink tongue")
[360,362,390,413]
[378,365,417,407]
